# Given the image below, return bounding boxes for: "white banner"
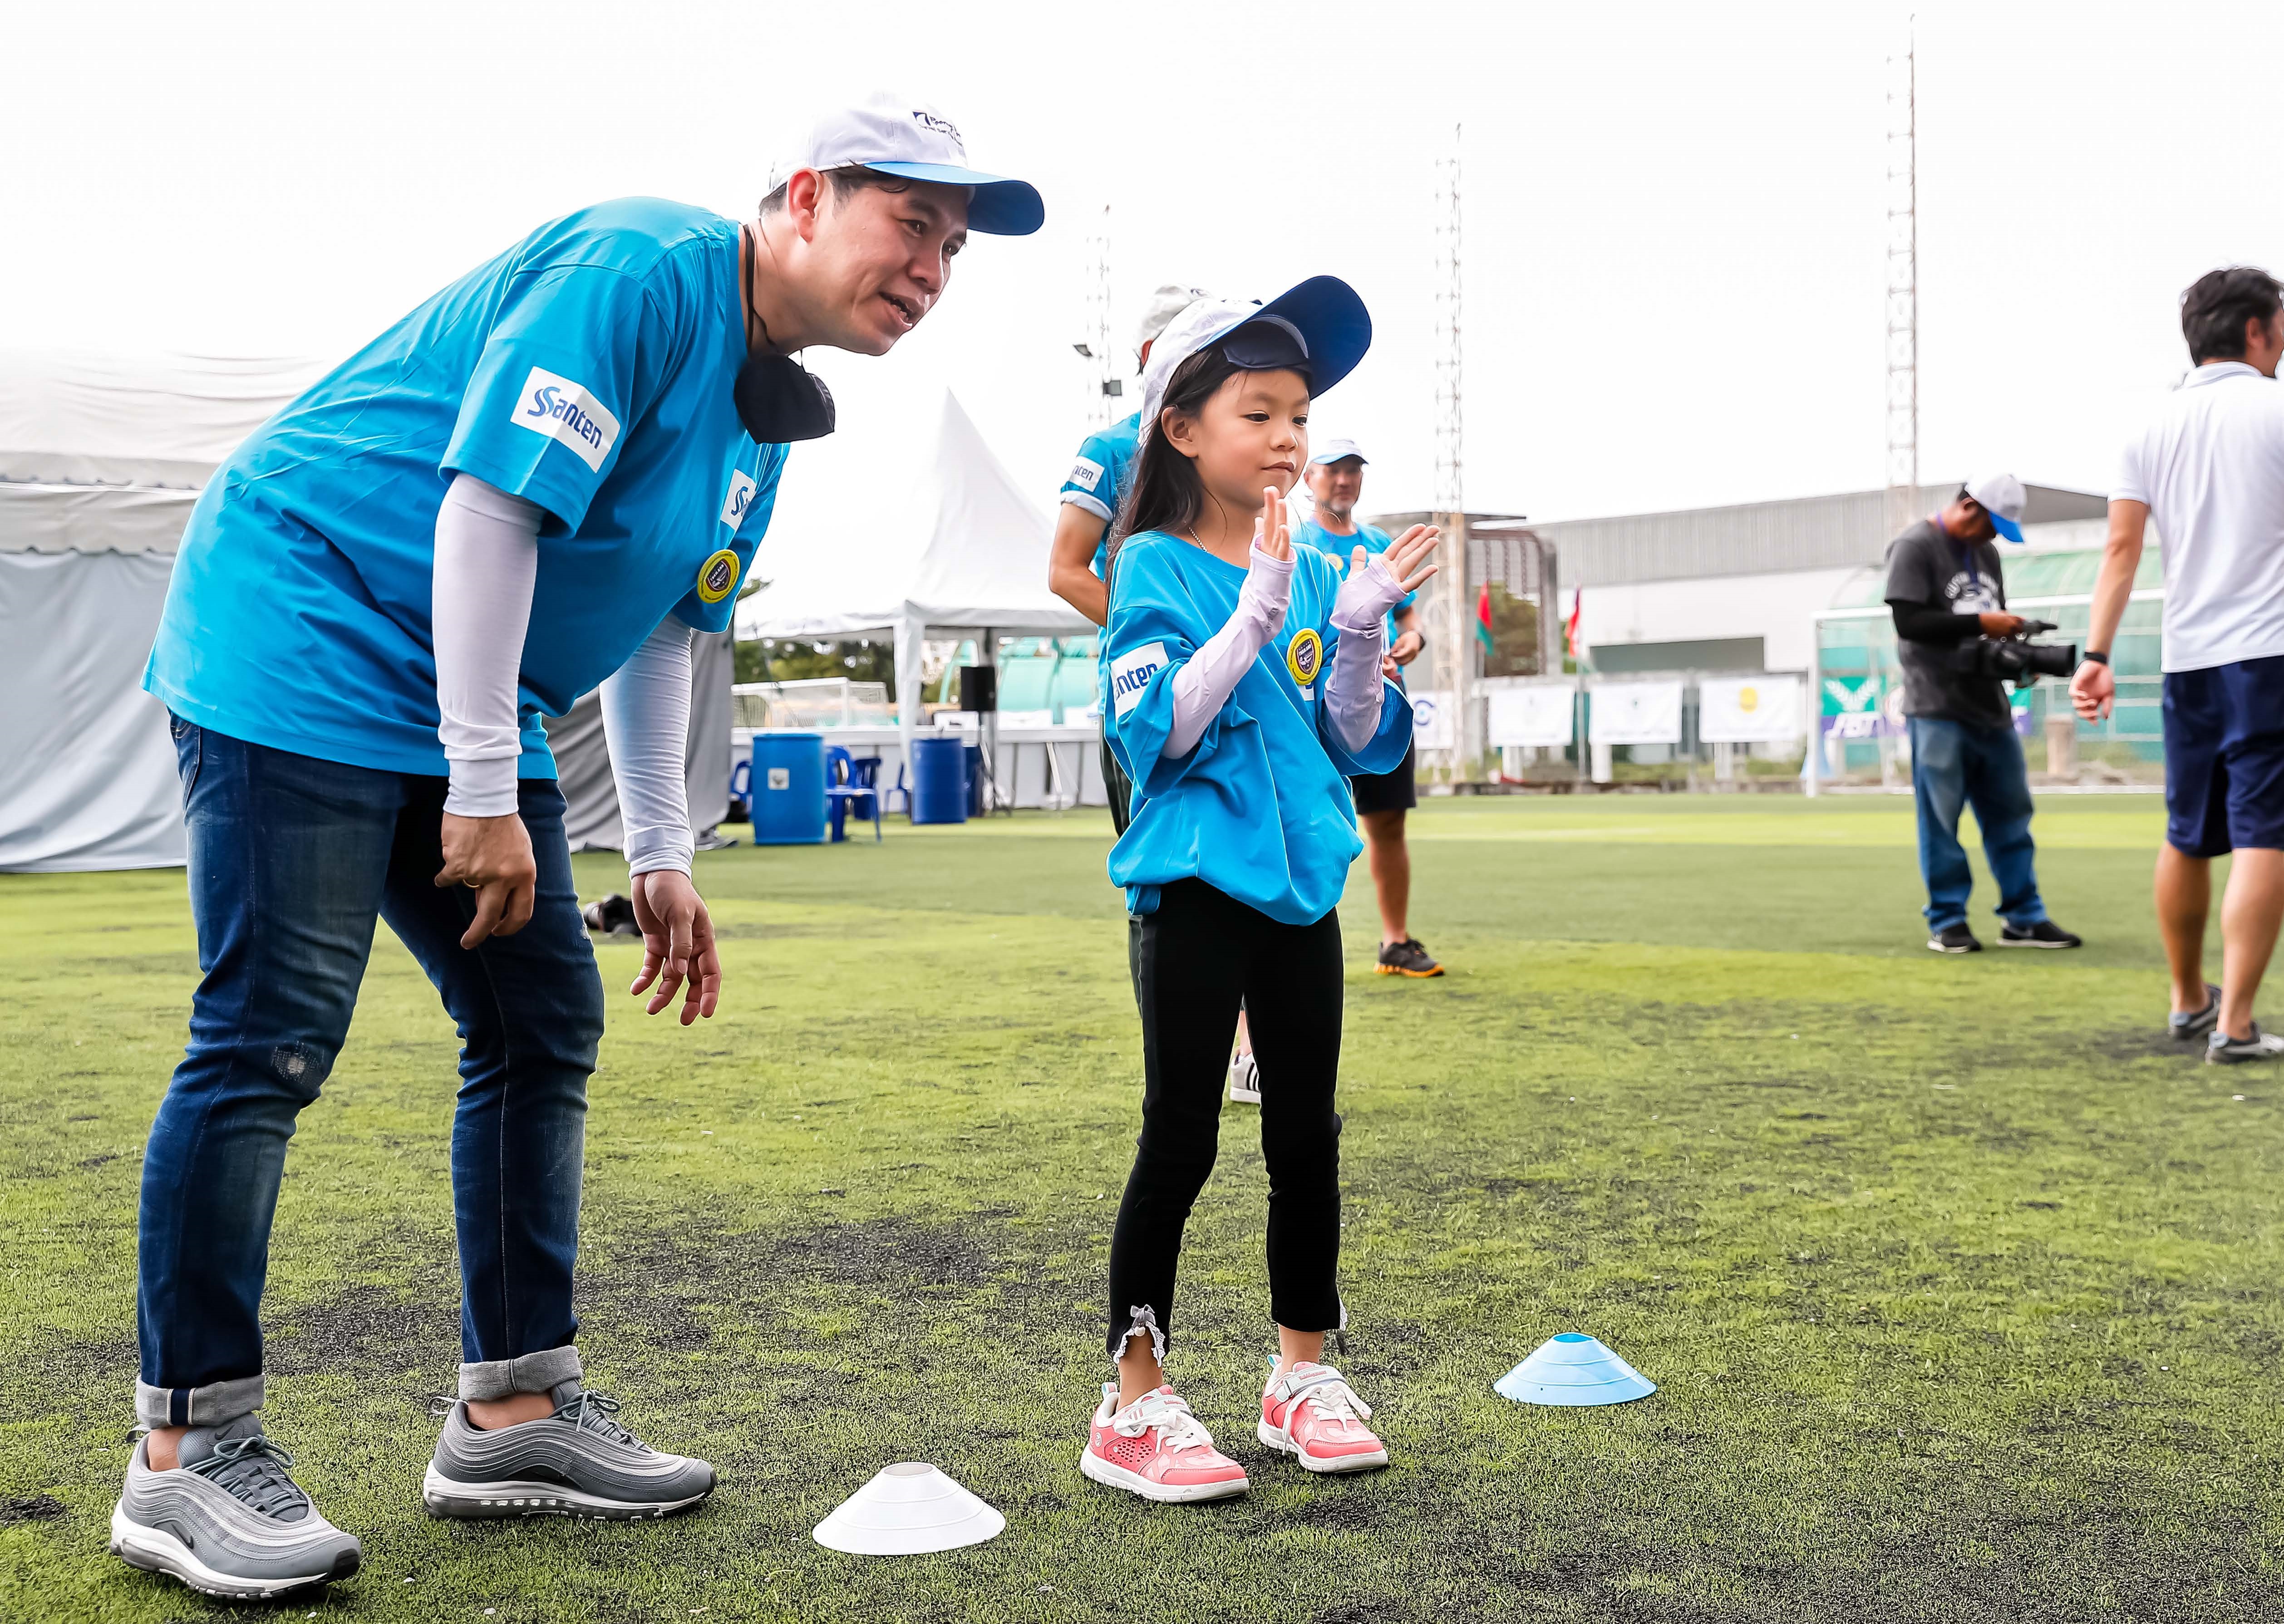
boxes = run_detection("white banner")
[1411,689,1455,751]
[1698,675,1804,743]
[1487,685,1575,747]
[1587,680,1684,746]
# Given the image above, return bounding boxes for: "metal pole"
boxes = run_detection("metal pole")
[1805,617,1823,799]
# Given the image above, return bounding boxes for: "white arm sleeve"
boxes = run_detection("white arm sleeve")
[435,473,544,818]
[600,618,696,876]
[1163,544,1294,760]
[1322,607,1389,756]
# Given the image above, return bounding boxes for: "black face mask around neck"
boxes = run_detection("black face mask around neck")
[736,222,837,444]
[734,352,836,444]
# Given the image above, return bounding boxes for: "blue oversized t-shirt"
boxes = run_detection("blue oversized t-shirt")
[1058,411,1142,579]
[145,197,783,779]
[1102,530,1411,925]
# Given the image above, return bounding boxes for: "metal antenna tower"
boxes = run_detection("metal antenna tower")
[1883,20,1918,540]
[1074,206,1115,433]
[1431,128,1478,773]
[1433,130,1464,514]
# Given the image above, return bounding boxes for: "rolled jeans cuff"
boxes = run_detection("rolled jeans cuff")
[137,1373,264,1430]
[458,1345,582,1402]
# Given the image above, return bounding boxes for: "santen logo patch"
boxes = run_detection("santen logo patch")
[721,469,758,528]
[512,368,620,473]
[1066,456,1104,493]
[1285,628,1324,687]
[1110,642,1168,719]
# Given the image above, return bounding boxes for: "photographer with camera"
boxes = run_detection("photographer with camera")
[1885,473,2084,954]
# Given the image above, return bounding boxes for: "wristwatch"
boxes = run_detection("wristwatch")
[2083,649,2110,666]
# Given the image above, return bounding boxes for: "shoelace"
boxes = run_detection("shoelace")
[185,1435,310,1520]
[554,1389,643,1448]
[1280,1371,1374,1425]
[1114,1392,1215,1453]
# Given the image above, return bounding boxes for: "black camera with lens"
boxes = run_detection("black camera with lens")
[1957,618,2078,688]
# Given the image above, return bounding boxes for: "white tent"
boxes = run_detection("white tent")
[735,389,1090,771]
[0,350,328,871]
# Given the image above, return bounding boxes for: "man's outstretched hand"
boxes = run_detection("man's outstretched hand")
[437,812,537,949]
[629,869,722,1025]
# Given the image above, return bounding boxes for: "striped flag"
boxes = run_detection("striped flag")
[1476,583,1496,657]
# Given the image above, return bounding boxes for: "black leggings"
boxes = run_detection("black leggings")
[1105,879,1345,1359]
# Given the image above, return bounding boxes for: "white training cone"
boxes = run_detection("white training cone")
[1494,1332,1657,1407]
[812,1462,1006,1555]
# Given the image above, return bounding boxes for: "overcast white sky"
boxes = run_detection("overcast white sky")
[9,0,2279,522]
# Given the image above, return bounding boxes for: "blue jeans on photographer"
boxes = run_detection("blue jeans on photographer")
[136,715,604,1429]
[1907,714,2048,932]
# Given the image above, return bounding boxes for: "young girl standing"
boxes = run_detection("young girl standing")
[1082,280,1439,1502]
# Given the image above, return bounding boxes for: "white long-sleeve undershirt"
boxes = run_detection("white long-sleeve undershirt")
[1163,544,1294,759]
[599,620,696,876]
[435,473,543,819]
[1324,554,1409,756]
[433,471,696,874]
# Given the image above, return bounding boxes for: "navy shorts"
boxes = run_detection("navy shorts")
[2163,654,2284,857]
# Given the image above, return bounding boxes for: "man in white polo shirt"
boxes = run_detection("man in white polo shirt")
[2073,266,2284,1063]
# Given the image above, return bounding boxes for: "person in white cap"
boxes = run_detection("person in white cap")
[2073,266,2284,1062]
[1051,285,1212,854]
[1883,476,2082,954]
[117,92,1040,1598]
[1297,438,1438,978]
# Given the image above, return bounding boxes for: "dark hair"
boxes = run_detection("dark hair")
[2181,266,2283,363]
[758,165,914,218]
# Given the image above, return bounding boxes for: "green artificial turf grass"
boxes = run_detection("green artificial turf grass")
[2,794,2279,1621]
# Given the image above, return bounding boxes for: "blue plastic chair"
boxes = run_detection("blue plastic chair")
[824,746,884,843]
[727,756,753,820]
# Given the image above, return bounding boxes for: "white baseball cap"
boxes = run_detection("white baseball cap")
[1310,437,1368,466]
[768,92,1043,236]
[1137,277,1372,441]
[1136,284,1213,353]
[1963,471,2028,542]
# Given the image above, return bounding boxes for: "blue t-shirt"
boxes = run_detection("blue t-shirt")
[1299,518,1416,647]
[1103,531,1411,925]
[145,197,784,779]
[1058,411,1142,579]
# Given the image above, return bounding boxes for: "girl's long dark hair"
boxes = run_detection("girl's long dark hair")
[1105,345,1250,576]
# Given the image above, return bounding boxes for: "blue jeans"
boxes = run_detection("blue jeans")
[1907,715,2048,932]
[137,717,604,1428]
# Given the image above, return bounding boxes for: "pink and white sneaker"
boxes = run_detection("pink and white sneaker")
[1259,1362,1389,1473]
[1078,1384,1250,1503]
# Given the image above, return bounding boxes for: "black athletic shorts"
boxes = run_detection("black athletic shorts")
[1350,739,1417,816]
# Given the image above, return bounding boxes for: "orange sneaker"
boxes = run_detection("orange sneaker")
[1258,1363,1388,1473]
[1078,1385,1249,1503]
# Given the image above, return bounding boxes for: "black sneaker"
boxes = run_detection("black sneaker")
[1375,939,1444,978]
[2171,984,2222,1042]
[1998,920,2082,949]
[1927,924,1982,955]
[2206,1024,2284,1066]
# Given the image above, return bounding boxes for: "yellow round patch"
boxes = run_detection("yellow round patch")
[1285,627,1324,687]
[694,548,741,604]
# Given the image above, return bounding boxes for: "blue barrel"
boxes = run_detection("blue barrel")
[748,732,827,844]
[909,736,969,824]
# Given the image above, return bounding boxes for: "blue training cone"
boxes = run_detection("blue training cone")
[1495,1333,1657,1407]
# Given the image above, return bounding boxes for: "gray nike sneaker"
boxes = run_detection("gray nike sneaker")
[109,1417,361,1600]
[2207,1023,2284,1065]
[424,1382,715,1520]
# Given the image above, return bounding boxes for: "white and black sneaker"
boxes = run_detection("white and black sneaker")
[2207,1024,2284,1066]
[424,1382,715,1520]
[1229,1050,1261,1105]
[1928,924,1982,954]
[1998,920,2082,949]
[110,1417,361,1600]
[2171,984,2223,1042]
